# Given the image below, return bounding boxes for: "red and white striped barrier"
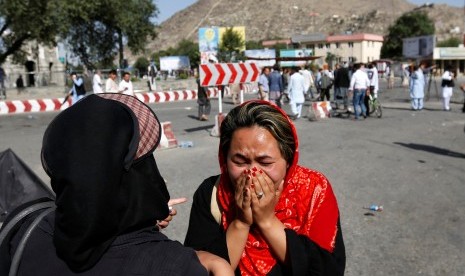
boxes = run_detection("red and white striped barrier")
[311,101,332,119]
[158,121,178,150]
[0,98,71,115]
[0,89,219,115]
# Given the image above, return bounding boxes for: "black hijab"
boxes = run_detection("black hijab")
[41,94,170,272]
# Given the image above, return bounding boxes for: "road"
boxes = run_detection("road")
[1,82,465,275]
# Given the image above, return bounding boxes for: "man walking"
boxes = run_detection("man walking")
[68,72,86,105]
[288,66,306,119]
[258,67,270,101]
[269,64,283,107]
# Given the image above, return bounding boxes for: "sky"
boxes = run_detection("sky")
[155,0,463,23]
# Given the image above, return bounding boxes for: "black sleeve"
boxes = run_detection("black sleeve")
[184,176,230,262]
[276,218,345,276]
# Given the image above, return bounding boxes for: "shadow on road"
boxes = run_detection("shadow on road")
[184,124,214,133]
[394,142,465,159]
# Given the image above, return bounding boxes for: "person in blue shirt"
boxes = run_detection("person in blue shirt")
[68,72,86,104]
[268,64,284,107]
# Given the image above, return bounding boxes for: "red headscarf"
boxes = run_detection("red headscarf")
[217,100,339,275]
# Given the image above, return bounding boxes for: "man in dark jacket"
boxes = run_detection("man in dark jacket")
[334,63,351,110]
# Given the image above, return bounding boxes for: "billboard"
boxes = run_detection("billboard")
[159,56,191,71]
[199,27,219,52]
[402,35,435,58]
[199,26,246,64]
[279,49,313,67]
[244,49,276,67]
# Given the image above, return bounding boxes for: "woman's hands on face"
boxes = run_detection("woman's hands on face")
[233,171,253,227]
[249,168,284,228]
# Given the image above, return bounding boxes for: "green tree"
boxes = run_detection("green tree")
[218,28,245,62]
[245,40,262,50]
[0,0,68,64]
[133,56,149,77]
[437,37,461,47]
[381,11,435,59]
[173,39,200,69]
[65,0,158,69]
[0,0,159,69]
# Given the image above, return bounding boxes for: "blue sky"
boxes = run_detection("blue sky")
[155,0,463,23]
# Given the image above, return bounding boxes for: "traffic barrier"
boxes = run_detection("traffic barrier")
[0,98,71,115]
[210,113,226,137]
[310,101,332,119]
[0,89,219,115]
[158,121,178,150]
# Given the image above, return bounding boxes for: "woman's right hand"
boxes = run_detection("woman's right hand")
[234,171,253,226]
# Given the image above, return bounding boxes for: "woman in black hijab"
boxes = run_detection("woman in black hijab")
[1,94,231,275]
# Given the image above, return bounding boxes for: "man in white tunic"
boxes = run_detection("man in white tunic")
[288,67,306,119]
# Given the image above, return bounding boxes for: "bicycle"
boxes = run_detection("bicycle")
[368,95,382,118]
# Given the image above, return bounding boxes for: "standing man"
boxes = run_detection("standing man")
[68,72,86,104]
[196,75,211,121]
[288,66,306,120]
[300,65,314,99]
[0,66,6,99]
[319,65,334,102]
[92,70,103,94]
[258,67,270,101]
[105,70,119,93]
[16,75,25,94]
[366,62,379,116]
[119,71,134,96]
[441,65,455,111]
[409,62,427,111]
[268,64,283,107]
[334,63,351,110]
[349,63,370,120]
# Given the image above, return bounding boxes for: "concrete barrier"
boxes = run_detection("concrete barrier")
[158,121,178,150]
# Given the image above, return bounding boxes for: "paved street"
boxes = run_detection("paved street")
[1,80,464,275]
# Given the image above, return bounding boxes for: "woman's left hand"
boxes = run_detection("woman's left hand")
[250,170,284,227]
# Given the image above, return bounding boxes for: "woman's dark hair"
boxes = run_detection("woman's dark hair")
[220,101,295,164]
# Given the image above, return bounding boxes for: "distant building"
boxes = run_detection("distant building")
[1,42,65,89]
[262,33,384,67]
[433,47,465,75]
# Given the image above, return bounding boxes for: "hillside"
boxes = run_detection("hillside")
[133,0,463,59]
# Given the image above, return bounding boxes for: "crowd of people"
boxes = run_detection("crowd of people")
[67,70,135,105]
[257,61,380,120]
[256,59,465,119]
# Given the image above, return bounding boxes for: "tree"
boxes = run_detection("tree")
[65,0,158,69]
[437,37,461,48]
[133,56,149,77]
[0,0,159,69]
[173,39,200,69]
[245,40,262,50]
[218,28,245,62]
[381,11,435,59]
[0,0,68,64]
